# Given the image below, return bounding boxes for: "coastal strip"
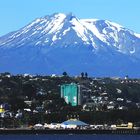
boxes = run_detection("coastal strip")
[0,129,139,135]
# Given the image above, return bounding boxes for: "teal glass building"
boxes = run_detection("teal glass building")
[61,83,81,106]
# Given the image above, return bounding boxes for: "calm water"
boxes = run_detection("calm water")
[0,135,140,140]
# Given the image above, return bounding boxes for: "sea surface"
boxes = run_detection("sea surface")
[0,134,140,140]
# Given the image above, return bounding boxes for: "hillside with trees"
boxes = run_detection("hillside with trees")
[0,72,140,127]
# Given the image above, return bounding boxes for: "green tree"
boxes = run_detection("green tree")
[62,72,68,77]
[81,72,84,78]
[85,72,88,78]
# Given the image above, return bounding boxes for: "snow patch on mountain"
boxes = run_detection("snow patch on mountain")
[80,19,108,44]
[71,18,89,43]
[134,33,140,38]
[105,21,123,31]
[63,27,70,35]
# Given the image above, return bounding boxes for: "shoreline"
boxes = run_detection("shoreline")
[0,129,139,135]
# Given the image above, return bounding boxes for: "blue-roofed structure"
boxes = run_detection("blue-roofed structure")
[61,119,88,126]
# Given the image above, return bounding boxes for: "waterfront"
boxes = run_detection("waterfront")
[0,134,140,140]
[0,128,139,135]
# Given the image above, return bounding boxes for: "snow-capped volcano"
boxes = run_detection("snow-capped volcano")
[0,13,140,77]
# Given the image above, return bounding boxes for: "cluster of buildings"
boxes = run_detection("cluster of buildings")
[1,73,140,129]
[32,119,136,130]
[60,80,140,111]
[43,119,88,130]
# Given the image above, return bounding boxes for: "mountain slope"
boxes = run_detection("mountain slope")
[0,13,140,77]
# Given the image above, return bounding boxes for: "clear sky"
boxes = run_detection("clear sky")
[0,0,140,36]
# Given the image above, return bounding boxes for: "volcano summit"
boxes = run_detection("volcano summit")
[0,13,140,77]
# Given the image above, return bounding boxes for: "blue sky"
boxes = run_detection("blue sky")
[0,0,140,36]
